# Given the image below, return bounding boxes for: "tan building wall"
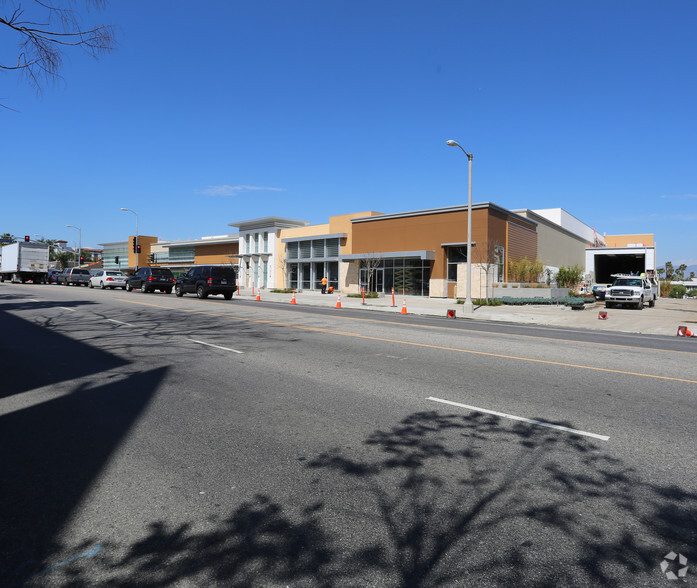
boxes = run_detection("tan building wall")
[275,223,330,289]
[194,242,239,265]
[604,234,654,247]
[506,222,538,262]
[351,207,534,280]
[274,212,380,290]
[328,211,382,254]
[127,235,158,269]
[270,205,537,297]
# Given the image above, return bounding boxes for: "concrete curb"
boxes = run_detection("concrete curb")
[235,290,697,337]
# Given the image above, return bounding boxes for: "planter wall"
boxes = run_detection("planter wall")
[493,285,568,299]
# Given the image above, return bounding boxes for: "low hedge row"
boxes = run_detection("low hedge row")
[498,296,596,306]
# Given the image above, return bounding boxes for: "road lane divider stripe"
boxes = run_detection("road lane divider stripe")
[427,396,610,441]
[187,339,243,354]
[177,299,697,356]
[58,306,76,312]
[107,319,134,327]
[118,299,697,385]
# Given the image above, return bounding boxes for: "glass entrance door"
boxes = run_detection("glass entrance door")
[359,268,383,293]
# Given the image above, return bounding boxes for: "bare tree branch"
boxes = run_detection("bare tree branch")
[1,1,116,99]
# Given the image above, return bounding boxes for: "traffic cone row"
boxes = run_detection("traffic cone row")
[677,325,696,337]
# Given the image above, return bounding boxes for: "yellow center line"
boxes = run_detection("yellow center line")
[220,299,694,355]
[117,298,697,385]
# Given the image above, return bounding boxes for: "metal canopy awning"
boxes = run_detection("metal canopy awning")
[340,250,435,261]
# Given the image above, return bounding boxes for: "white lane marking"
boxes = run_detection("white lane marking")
[427,396,609,441]
[28,299,40,302]
[58,307,76,312]
[107,319,134,327]
[187,339,243,354]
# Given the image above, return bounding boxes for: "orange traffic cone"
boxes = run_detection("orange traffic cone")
[598,311,608,320]
[400,298,408,315]
[677,325,696,337]
[255,292,261,301]
[335,294,342,309]
[290,292,297,305]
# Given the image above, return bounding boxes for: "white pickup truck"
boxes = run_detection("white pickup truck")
[605,273,658,310]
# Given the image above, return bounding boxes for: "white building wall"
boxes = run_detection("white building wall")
[533,208,600,244]
[236,227,280,289]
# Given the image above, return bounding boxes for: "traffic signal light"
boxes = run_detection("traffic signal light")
[80,256,84,264]
[149,253,155,263]
[136,244,142,254]
[115,256,119,264]
[132,239,137,253]
[24,235,30,242]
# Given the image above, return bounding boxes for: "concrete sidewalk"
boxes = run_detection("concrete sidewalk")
[236,289,697,337]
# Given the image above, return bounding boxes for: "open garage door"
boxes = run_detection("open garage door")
[594,253,646,284]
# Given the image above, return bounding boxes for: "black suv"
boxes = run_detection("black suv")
[126,267,175,293]
[175,265,236,300]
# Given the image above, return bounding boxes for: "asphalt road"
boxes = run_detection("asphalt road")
[1,283,696,587]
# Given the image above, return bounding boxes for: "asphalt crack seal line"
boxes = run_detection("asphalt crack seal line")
[118,299,697,385]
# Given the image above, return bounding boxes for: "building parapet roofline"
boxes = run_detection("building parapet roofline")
[350,202,536,226]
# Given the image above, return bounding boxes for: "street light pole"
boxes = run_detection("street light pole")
[65,225,82,267]
[446,140,474,314]
[120,208,139,270]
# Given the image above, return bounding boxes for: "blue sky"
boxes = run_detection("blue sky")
[2,0,696,267]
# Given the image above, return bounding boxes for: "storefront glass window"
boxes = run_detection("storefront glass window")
[328,262,338,290]
[301,263,311,289]
[288,264,298,289]
[287,242,298,259]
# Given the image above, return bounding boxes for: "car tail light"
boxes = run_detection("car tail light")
[106,277,113,282]
[148,276,155,281]
[207,277,213,285]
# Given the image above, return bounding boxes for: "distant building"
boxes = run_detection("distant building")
[100,234,238,274]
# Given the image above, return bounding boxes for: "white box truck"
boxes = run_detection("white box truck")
[0,242,50,283]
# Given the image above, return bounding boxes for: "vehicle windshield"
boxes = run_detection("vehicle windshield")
[152,268,173,276]
[613,278,642,287]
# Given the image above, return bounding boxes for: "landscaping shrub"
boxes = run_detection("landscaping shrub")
[507,257,544,283]
[499,296,593,307]
[347,292,379,298]
[458,298,502,306]
[668,285,687,298]
[555,265,584,288]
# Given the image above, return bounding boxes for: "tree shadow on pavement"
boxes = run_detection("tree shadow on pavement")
[64,410,697,586]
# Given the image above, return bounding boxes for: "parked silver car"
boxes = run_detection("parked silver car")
[89,270,128,290]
